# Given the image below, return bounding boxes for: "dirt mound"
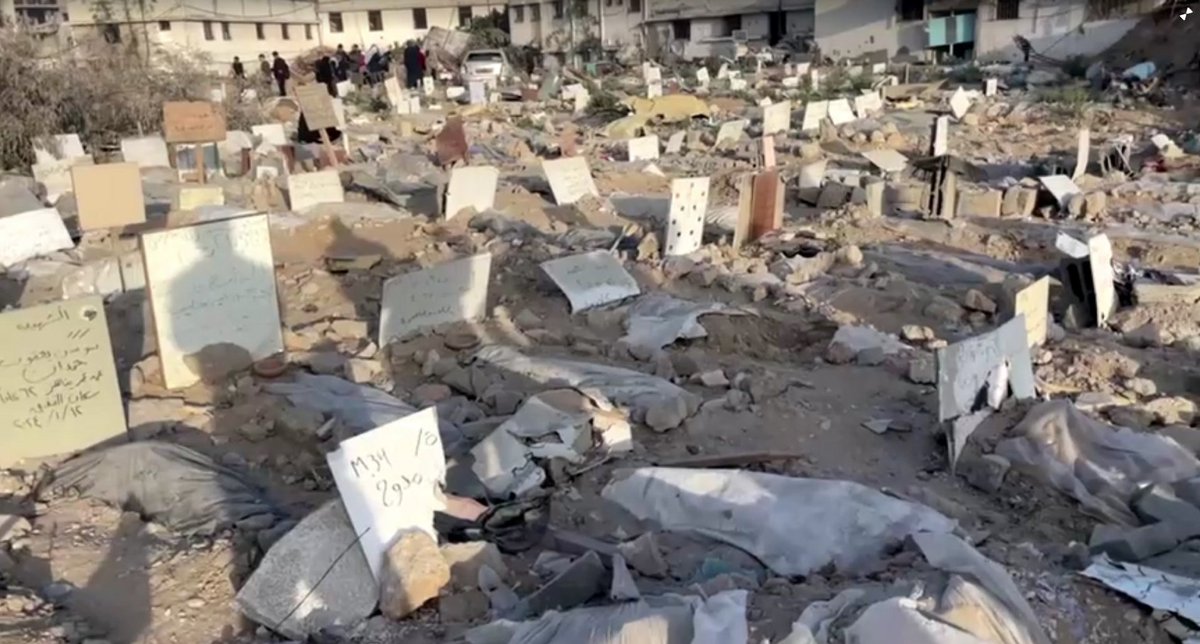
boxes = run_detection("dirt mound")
[1098,5,1200,82]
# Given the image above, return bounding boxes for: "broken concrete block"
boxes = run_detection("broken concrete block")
[235,501,378,641]
[1142,396,1197,426]
[959,453,1011,493]
[963,289,997,314]
[344,358,383,384]
[380,529,451,619]
[506,550,606,620]
[1090,522,1180,562]
[0,514,32,544]
[956,189,1002,217]
[1133,483,1200,539]
[908,357,936,384]
[440,541,510,592]
[617,532,669,578]
[645,396,690,432]
[274,404,326,440]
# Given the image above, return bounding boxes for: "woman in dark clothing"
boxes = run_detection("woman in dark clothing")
[315,55,338,97]
[296,112,342,145]
[403,41,422,89]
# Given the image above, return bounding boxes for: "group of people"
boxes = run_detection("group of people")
[229,41,429,97]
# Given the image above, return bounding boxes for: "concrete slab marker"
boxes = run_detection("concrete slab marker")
[1013,276,1050,347]
[627,134,660,162]
[801,101,828,132]
[827,98,856,125]
[71,162,146,230]
[445,165,499,219]
[0,208,73,267]
[762,100,791,136]
[542,156,599,205]
[1073,128,1090,180]
[287,169,345,212]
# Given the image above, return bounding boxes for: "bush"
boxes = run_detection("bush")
[0,29,218,170]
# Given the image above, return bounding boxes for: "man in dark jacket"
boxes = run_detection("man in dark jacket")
[403,41,422,89]
[315,55,338,98]
[271,51,290,96]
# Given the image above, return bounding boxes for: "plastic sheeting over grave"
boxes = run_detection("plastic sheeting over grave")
[601,468,957,577]
[264,373,418,433]
[619,293,736,354]
[472,346,700,428]
[466,590,748,644]
[780,533,1049,644]
[996,400,1200,526]
[51,442,279,536]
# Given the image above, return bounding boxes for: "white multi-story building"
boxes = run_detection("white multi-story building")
[507,0,646,53]
[317,0,505,51]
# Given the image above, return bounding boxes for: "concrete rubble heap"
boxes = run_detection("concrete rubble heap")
[5,24,1200,644]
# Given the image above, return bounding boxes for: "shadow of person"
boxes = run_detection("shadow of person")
[69,512,153,643]
[324,217,393,346]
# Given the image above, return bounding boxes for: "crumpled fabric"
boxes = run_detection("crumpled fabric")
[264,373,417,433]
[466,590,747,644]
[472,346,699,428]
[602,467,957,576]
[996,400,1200,525]
[620,293,733,353]
[51,441,278,536]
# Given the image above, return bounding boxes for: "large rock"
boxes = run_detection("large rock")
[235,501,377,641]
[440,541,509,591]
[379,529,450,619]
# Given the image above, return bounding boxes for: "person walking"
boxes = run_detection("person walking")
[271,51,290,96]
[231,56,245,79]
[403,40,422,89]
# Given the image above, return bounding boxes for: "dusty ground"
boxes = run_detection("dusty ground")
[3,48,1200,644]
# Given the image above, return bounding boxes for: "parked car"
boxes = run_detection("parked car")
[461,49,511,84]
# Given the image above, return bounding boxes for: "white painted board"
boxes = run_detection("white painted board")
[932,116,950,156]
[0,208,73,267]
[666,177,710,256]
[827,99,856,125]
[540,250,641,313]
[542,157,598,205]
[1073,129,1090,180]
[468,81,486,105]
[445,165,499,219]
[287,170,345,212]
[326,406,446,579]
[853,92,883,118]
[862,149,909,174]
[33,134,86,165]
[647,81,663,98]
[251,123,287,147]
[801,101,828,132]
[1038,175,1080,209]
[1014,276,1050,348]
[378,253,492,346]
[141,214,284,389]
[33,157,92,204]
[120,136,170,168]
[762,100,791,136]
[627,135,660,162]
[714,119,748,146]
[666,131,686,155]
[1089,234,1116,326]
[949,87,971,120]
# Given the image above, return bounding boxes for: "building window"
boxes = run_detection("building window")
[221,21,231,40]
[202,20,214,40]
[996,0,1019,20]
[281,23,289,39]
[898,0,923,21]
[305,23,312,39]
[672,19,689,39]
[368,10,382,30]
[413,7,427,29]
[458,6,471,25]
[531,4,540,22]
[158,20,170,30]
[721,14,741,36]
[513,5,524,22]
[255,22,264,39]
[552,0,563,18]
[328,12,342,32]
[630,0,640,13]
[102,23,120,42]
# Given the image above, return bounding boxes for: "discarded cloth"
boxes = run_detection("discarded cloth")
[466,589,747,644]
[621,293,732,353]
[51,441,279,536]
[602,468,956,576]
[473,346,700,429]
[996,400,1200,525]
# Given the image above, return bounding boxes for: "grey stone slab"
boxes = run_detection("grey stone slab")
[235,500,377,640]
[936,315,1036,422]
[504,550,606,621]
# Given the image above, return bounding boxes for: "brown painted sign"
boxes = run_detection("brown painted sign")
[295,84,338,130]
[162,101,227,143]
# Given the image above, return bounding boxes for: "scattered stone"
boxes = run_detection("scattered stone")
[506,550,606,620]
[344,358,383,384]
[1142,396,1197,426]
[1090,522,1180,562]
[1125,377,1157,398]
[617,532,669,578]
[329,318,369,339]
[379,529,451,620]
[645,396,690,432]
[274,405,325,440]
[901,325,935,342]
[908,357,936,385]
[307,352,347,375]
[414,383,454,406]
[962,289,997,314]
[696,369,730,388]
[0,515,32,544]
[440,541,509,591]
[959,454,1011,493]
[439,590,489,623]
[513,309,543,330]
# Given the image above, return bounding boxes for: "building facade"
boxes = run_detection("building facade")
[318,0,505,52]
[507,0,646,53]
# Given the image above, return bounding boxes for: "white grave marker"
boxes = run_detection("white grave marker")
[326,406,445,579]
[932,116,950,156]
[332,98,347,128]
[1014,277,1050,347]
[801,101,828,132]
[468,81,487,105]
[384,77,404,109]
[696,67,710,89]
[177,185,226,210]
[762,100,791,136]
[0,295,127,466]
[714,119,748,147]
[33,157,92,204]
[809,69,820,90]
[717,64,730,80]
[251,123,287,147]
[853,91,883,118]
[422,76,434,96]
[729,77,748,91]
[643,64,662,84]
[949,87,971,120]
[0,208,73,267]
[336,80,354,97]
[872,62,886,74]
[666,131,686,155]
[120,136,170,168]
[287,170,345,212]
[141,214,284,389]
[827,98,856,125]
[542,157,599,205]
[1089,234,1116,326]
[795,62,811,75]
[627,135,660,162]
[798,160,827,189]
[33,134,86,165]
[445,165,499,219]
[378,253,492,346]
[665,177,710,256]
[1038,175,1080,209]
[862,149,909,174]
[985,78,998,97]
[1073,129,1090,180]
[647,81,663,99]
[573,89,589,113]
[540,250,641,312]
